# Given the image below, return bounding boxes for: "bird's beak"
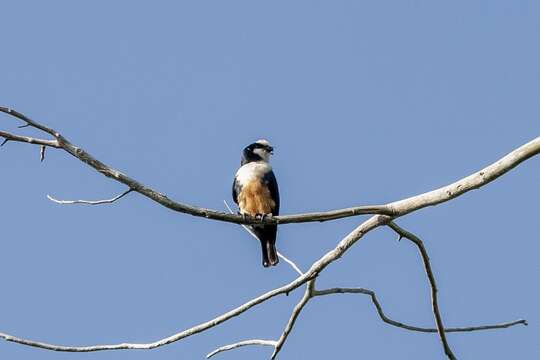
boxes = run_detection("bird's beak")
[269,147,274,155]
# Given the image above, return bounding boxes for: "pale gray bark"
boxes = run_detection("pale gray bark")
[1,107,538,359]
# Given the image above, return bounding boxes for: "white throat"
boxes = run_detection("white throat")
[253,147,271,162]
[235,161,272,186]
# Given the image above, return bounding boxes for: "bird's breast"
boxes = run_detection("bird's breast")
[235,161,272,186]
[235,161,275,215]
[238,180,276,215]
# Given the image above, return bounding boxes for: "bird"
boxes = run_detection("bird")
[232,139,280,267]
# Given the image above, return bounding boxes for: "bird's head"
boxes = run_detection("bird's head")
[241,139,274,164]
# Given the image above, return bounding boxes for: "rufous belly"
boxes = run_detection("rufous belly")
[238,180,276,215]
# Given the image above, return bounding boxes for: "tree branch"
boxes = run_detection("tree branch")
[0,214,387,353]
[0,130,59,148]
[206,339,277,358]
[1,106,538,358]
[0,207,530,356]
[46,189,133,205]
[207,281,526,359]
[271,280,315,359]
[3,107,539,225]
[208,280,316,360]
[312,287,526,333]
[1,105,392,223]
[388,221,456,360]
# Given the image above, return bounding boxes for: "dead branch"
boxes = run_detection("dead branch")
[271,280,315,359]
[46,189,133,205]
[1,105,391,224]
[387,222,455,359]
[207,280,526,359]
[5,107,540,226]
[206,339,277,358]
[0,215,387,353]
[312,287,527,333]
[1,106,539,358]
[0,130,59,148]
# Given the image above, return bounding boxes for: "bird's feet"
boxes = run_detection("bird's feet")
[255,213,273,222]
[237,212,249,222]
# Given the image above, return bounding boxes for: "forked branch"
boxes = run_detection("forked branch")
[387,222,455,359]
[207,280,526,359]
[1,107,538,358]
[4,107,540,226]
[1,105,391,224]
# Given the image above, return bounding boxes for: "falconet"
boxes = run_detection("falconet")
[232,139,280,267]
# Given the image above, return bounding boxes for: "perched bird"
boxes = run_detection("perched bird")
[232,139,280,267]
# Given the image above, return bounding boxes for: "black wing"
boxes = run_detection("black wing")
[262,170,280,215]
[232,176,241,205]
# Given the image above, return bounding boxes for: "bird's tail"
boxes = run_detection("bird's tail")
[266,240,279,266]
[252,225,279,268]
[259,239,279,267]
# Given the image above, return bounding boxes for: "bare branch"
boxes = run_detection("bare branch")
[40,145,46,162]
[2,107,540,226]
[47,189,133,205]
[312,287,527,333]
[0,214,387,353]
[206,339,277,359]
[0,130,59,148]
[223,200,304,276]
[0,268,316,352]
[272,280,314,359]
[208,280,315,360]
[0,105,390,223]
[388,221,456,360]
[0,213,527,355]
[0,106,538,357]
[0,107,57,135]
[209,279,527,359]
[277,251,304,276]
[205,277,527,359]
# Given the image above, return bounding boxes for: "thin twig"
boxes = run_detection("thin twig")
[223,200,304,276]
[388,221,456,360]
[0,130,59,148]
[312,287,527,333]
[40,145,46,162]
[277,251,304,276]
[47,189,133,205]
[0,107,57,135]
[206,339,277,358]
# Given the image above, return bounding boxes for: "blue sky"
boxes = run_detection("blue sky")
[1,1,539,359]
